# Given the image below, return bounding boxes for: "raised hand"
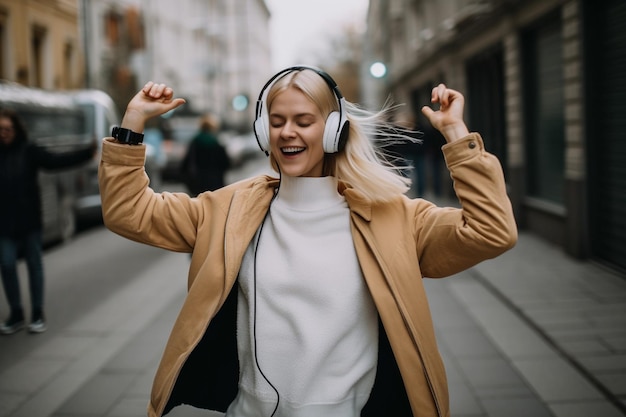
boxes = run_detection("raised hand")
[421,83,469,143]
[120,82,186,133]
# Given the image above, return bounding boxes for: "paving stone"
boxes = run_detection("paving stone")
[474,384,537,399]
[549,400,625,417]
[512,357,603,402]
[604,335,626,352]
[481,396,554,417]
[456,357,528,390]
[596,374,626,396]
[437,327,503,359]
[559,339,612,355]
[578,354,626,372]
[53,373,136,415]
[448,381,484,416]
[0,392,26,417]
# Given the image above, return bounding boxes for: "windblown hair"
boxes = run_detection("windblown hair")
[265,68,420,202]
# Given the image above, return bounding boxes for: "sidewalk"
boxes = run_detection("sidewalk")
[436,230,626,417]
[1,231,625,417]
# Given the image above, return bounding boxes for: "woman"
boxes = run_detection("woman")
[0,108,95,335]
[99,67,517,417]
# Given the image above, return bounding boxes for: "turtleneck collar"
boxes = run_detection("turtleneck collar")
[274,175,344,212]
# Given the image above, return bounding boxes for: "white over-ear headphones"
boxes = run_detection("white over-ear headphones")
[253,66,350,156]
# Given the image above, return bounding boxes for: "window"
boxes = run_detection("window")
[31,24,47,87]
[522,18,565,205]
[0,10,6,79]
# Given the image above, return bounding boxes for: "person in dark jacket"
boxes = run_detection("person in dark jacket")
[179,114,230,195]
[0,108,95,335]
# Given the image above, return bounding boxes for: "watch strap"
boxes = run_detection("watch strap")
[112,126,144,145]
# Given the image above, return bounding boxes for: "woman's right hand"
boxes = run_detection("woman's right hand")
[120,82,186,133]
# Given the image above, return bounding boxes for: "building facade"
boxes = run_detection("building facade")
[80,0,271,130]
[0,0,84,89]
[365,0,626,273]
[0,0,271,130]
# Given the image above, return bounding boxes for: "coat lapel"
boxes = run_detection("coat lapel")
[223,177,278,289]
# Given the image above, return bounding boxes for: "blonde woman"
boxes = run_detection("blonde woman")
[99,66,517,417]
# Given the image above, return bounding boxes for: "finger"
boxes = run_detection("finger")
[148,83,166,98]
[142,81,154,94]
[163,87,174,101]
[421,105,434,119]
[438,84,449,107]
[155,83,167,97]
[431,86,439,103]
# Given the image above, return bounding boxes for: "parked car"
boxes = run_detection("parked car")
[69,89,117,222]
[222,131,263,167]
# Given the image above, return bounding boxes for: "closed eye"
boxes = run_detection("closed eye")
[269,114,317,128]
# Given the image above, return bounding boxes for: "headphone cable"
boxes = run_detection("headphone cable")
[252,167,281,417]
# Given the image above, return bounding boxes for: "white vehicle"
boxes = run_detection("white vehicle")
[0,81,94,244]
[69,89,119,221]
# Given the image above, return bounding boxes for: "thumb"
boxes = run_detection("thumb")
[421,105,434,121]
[166,98,186,113]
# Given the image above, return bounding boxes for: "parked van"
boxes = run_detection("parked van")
[69,89,118,221]
[0,81,95,244]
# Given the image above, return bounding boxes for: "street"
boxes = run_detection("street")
[0,155,625,417]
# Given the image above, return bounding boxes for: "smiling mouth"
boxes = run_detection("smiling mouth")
[281,147,306,155]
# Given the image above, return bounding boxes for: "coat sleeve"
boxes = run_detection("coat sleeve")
[416,133,517,278]
[33,143,94,170]
[97,138,217,253]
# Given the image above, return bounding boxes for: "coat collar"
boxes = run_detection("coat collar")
[338,180,372,221]
[223,176,372,289]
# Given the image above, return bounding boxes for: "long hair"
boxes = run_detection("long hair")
[0,108,29,146]
[266,69,419,202]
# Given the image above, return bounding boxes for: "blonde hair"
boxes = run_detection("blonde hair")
[266,69,419,202]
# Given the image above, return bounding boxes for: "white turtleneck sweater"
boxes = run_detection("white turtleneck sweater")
[226,175,378,417]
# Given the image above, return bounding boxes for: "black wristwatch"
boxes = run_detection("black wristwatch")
[112,126,144,145]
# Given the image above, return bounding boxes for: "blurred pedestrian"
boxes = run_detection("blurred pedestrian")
[99,67,517,417]
[0,108,96,335]
[179,113,230,195]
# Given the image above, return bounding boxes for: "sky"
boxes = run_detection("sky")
[264,0,369,70]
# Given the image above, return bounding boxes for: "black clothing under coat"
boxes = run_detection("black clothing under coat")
[0,140,93,238]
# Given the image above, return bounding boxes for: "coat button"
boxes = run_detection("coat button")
[468,141,476,149]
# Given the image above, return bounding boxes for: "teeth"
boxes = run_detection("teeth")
[282,147,305,153]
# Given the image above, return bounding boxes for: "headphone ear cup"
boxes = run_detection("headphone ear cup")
[323,111,341,153]
[253,111,270,153]
[337,119,350,152]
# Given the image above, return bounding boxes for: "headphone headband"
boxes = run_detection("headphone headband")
[253,65,350,155]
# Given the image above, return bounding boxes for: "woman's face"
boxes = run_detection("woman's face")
[268,87,326,177]
[0,117,15,146]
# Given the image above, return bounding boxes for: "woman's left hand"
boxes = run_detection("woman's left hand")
[421,84,470,143]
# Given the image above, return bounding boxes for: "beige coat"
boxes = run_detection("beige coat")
[98,133,517,417]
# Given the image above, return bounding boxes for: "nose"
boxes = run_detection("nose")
[280,121,297,139]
